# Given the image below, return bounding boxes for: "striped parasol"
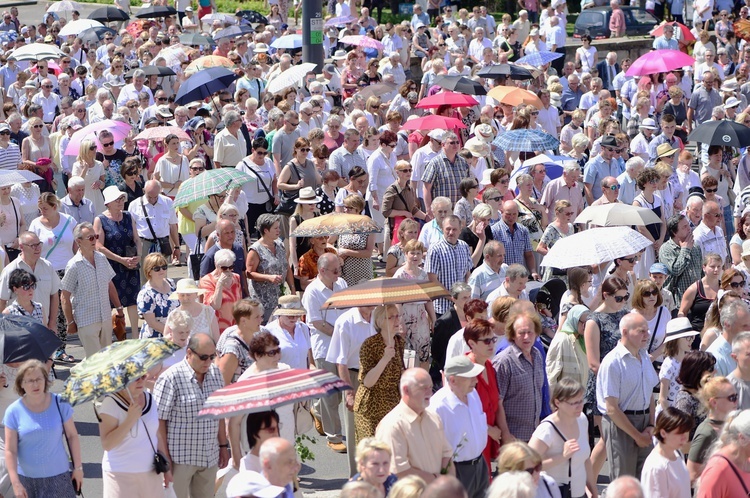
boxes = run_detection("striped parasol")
[322,278,450,309]
[198,368,351,419]
[290,213,381,237]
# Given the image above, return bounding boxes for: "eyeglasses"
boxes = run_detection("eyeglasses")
[613,293,630,303]
[608,184,620,191]
[32,124,43,129]
[152,264,168,272]
[221,98,232,103]
[730,281,747,288]
[641,289,659,297]
[476,336,499,345]
[189,348,217,361]
[717,393,739,402]
[102,141,114,147]
[525,463,542,474]
[258,347,281,357]
[190,166,205,171]
[128,104,138,109]
[219,265,233,271]
[80,234,99,242]
[705,188,718,193]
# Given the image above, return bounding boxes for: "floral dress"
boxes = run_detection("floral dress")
[137,278,178,339]
[249,239,288,324]
[585,309,628,417]
[98,212,139,308]
[340,233,371,286]
[5,301,44,323]
[393,266,431,362]
[216,326,254,382]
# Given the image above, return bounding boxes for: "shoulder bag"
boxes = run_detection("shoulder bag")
[543,420,572,498]
[46,215,72,260]
[5,198,19,262]
[715,454,750,496]
[275,160,302,216]
[140,197,171,256]
[55,394,83,496]
[142,418,170,474]
[189,237,203,282]
[242,160,274,212]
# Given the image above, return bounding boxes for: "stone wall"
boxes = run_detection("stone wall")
[565,36,656,64]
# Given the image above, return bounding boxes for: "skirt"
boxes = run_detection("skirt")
[103,470,163,498]
[18,471,77,498]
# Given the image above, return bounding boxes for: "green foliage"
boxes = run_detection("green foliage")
[295,433,316,463]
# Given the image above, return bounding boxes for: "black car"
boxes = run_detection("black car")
[573,7,659,39]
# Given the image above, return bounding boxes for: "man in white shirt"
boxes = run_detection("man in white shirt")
[537,89,561,137]
[380,52,406,87]
[692,200,728,264]
[214,111,248,168]
[468,241,507,299]
[31,79,61,125]
[117,69,154,107]
[128,180,180,272]
[467,27,492,65]
[411,130,444,205]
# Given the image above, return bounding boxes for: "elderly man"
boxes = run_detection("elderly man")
[329,129,366,187]
[608,476,645,498]
[117,69,154,107]
[561,74,583,124]
[728,332,750,409]
[653,23,679,50]
[687,71,722,132]
[583,135,623,205]
[491,201,538,278]
[31,78,61,126]
[422,132,470,211]
[154,333,228,498]
[418,197,452,250]
[61,223,124,357]
[693,200,728,264]
[327,304,376,473]
[271,110,301,176]
[596,52,620,92]
[301,253,347,451]
[591,176,622,206]
[597,313,659,480]
[683,194,704,229]
[381,52,406,86]
[540,162,585,221]
[616,156,645,205]
[468,241,506,299]
[659,214,703,304]
[426,215,473,316]
[375,368,454,483]
[31,61,57,90]
[200,219,245,281]
[129,180,180,271]
[467,27,492,64]
[213,111,247,169]
[253,438,301,496]
[429,356,489,498]
[707,300,750,376]
[486,263,530,304]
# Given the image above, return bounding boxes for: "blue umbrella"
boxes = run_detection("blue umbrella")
[174,67,238,105]
[0,31,17,44]
[271,34,303,49]
[493,129,560,152]
[515,51,564,67]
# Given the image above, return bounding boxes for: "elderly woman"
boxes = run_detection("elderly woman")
[516,173,547,253]
[165,279,218,341]
[136,253,177,339]
[339,194,376,285]
[20,117,54,194]
[4,360,83,498]
[537,200,576,281]
[200,248,243,334]
[158,310,193,373]
[696,410,750,496]
[354,305,404,442]
[216,299,262,385]
[546,305,590,394]
[94,186,141,337]
[263,295,312,370]
[246,214,294,324]
[349,438,398,496]
[98,372,164,497]
[497,442,560,498]
[71,139,105,214]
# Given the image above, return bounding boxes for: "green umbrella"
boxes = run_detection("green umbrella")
[60,338,180,406]
[173,168,253,208]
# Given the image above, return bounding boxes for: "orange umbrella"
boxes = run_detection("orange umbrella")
[185,55,235,76]
[487,86,543,108]
[735,19,750,42]
[321,278,449,309]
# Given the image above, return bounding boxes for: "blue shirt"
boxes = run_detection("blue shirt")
[583,154,623,200]
[4,394,73,478]
[491,220,532,267]
[199,243,245,279]
[496,337,552,420]
[653,37,679,51]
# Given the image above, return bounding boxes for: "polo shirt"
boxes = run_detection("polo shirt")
[425,237,473,315]
[468,262,506,299]
[128,194,178,240]
[213,128,247,168]
[301,277,349,360]
[421,152,470,205]
[584,154,623,200]
[616,171,639,205]
[596,342,659,414]
[0,143,20,171]
[60,195,95,225]
[325,307,376,369]
[429,387,488,462]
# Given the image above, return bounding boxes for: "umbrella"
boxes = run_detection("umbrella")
[59,19,104,38]
[416,91,479,109]
[433,75,487,95]
[10,43,65,61]
[0,32,17,45]
[213,25,254,41]
[626,49,695,76]
[340,35,384,51]
[0,170,44,187]
[687,120,750,147]
[65,119,133,155]
[522,154,578,168]
[173,168,252,207]
[185,55,235,76]
[540,226,653,270]
[156,45,188,69]
[358,83,397,100]
[515,51,564,67]
[650,22,696,42]
[198,368,351,419]
[508,161,564,191]
[135,126,191,142]
[125,19,153,38]
[322,278,450,309]
[487,86,543,107]
[236,10,269,24]
[124,65,176,79]
[47,0,82,14]
[574,204,663,227]
[135,5,177,18]
[179,33,215,46]
[60,338,180,406]
[270,34,303,50]
[325,15,358,27]
[266,62,317,95]
[400,115,467,131]
[736,19,750,42]
[477,63,534,81]
[78,26,117,44]
[493,129,560,151]
[290,213,381,237]
[29,61,61,76]
[174,66,238,105]
[0,315,62,364]
[88,6,130,23]
[200,13,236,24]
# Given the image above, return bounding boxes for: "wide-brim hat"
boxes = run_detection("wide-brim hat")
[742,239,750,258]
[474,123,494,143]
[295,186,322,204]
[663,317,699,343]
[273,295,306,316]
[465,137,489,157]
[253,42,269,53]
[332,49,347,60]
[656,142,678,157]
[169,279,203,300]
[102,186,126,205]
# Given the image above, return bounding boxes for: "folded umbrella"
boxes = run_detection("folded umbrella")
[400,114,467,131]
[174,66,238,105]
[173,168,252,208]
[626,49,695,76]
[493,129,560,152]
[541,226,652,270]
[290,213,381,237]
[433,74,487,95]
[322,278,450,309]
[416,91,479,109]
[687,120,750,147]
[135,5,177,18]
[266,62,317,95]
[574,204,663,227]
[88,6,130,23]
[0,315,62,365]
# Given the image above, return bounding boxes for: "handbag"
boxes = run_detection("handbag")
[189,237,203,280]
[543,420,573,498]
[294,400,314,435]
[243,160,274,213]
[112,313,127,342]
[142,417,170,474]
[275,161,302,216]
[4,198,19,262]
[55,395,83,496]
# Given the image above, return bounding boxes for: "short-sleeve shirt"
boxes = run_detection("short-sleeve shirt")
[596,342,659,414]
[0,256,60,324]
[531,415,590,497]
[301,277,348,360]
[490,220,532,267]
[263,320,311,370]
[216,326,254,382]
[61,251,116,328]
[99,392,159,473]
[421,152,471,204]
[137,279,178,339]
[425,238,473,315]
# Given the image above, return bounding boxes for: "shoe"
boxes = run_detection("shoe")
[313,413,325,436]
[327,441,347,453]
[171,258,181,267]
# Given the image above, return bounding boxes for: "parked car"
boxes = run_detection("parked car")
[573,7,659,39]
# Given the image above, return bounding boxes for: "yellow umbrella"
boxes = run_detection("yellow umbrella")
[185,55,235,76]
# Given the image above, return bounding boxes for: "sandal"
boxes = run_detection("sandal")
[56,352,76,363]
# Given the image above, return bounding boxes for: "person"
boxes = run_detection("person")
[382,160,426,248]
[696,409,750,497]
[212,112,247,170]
[216,299,263,385]
[530,377,599,498]
[0,184,24,263]
[128,180,179,272]
[707,300,750,375]
[231,410,281,473]
[61,222,124,358]
[71,138,105,214]
[349,438,398,497]
[250,438,301,498]
[153,134,189,199]
[153,334,228,498]
[136,253,177,340]
[118,158,144,211]
[537,200,575,281]
[429,356,489,498]
[660,214,705,305]
[639,407,693,498]
[59,176,94,225]
[298,235,337,290]
[426,215,473,316]
[193,189,225,251]
[633,169,667,275]
[729,332,750,409]
[20,117,54,194]
[430,282,471,388]
[546,306,590,394]
[263,295,312,371]
[200,220,245,294]
[98,372,165,497]
[339,194,376,286]
[631,279,670,363]
[277,137,321,240]
[94,186,141,335]
[200,248,243,334]
[421,132,470,209]
[238,138,277,240]
[468,240,506,300]
[3,269,44,324]
[166,279,218,341]
[374,368,454,483]
[156,311,193,375]
[246,213,294,324]
[692,201,728,265]
[657,318,698,418]
[491,201,539,278]
[496,442,559,498]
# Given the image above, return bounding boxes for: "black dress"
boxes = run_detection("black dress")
[98,212,140,307]
[430,307,461,389]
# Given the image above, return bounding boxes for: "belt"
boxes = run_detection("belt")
[454,455,484,466]
[349,368,359,373]
[623,408,650,415]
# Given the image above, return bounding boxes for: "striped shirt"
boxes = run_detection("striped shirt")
[421,151,470,204]
[425,237,473,315]
[596,342,659,413]
[0,143,20,171]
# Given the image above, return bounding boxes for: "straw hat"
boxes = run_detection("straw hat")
[273,295,307,316]
[295,186,322,204]
[169,279,203,300]
[656,142,678,158]
[474,124,495,143]
[465,137,489,157]
[663,317,699,344]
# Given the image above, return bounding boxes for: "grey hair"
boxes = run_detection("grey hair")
[132,69,146,79]
[450,281,471,298]
[712,105,725,118]
[516,173,533,186]
[256,213,280,235]
[431,196,451,211]
[472,203,492,219]
[223,110,242,126]
[626,156,645,172]
[214,248,236,267]
[483,240,504,258]
[268,108,284,123]
[165,309,193,332]
[506,263,529,281]
[340,481,381,498]
[67,176,85,189]
[605,477,644,498]
[732,331,750,354]
[720,299,748,330]
[563,162,579,174]
[442,131,458,144]
[73,222,94,240]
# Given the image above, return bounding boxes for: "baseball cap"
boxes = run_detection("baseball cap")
[649,263,669,275]
[0,123,9,133]
[444,356,485,378]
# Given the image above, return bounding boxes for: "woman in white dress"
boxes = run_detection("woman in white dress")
[71,139,105,214]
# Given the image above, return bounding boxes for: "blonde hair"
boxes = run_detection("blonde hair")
[372,304,398,333]
[355,437,392,465]
[143,252,168,280]
[388,475,426,498]
[497,442,542,473]
[77,138,96,163]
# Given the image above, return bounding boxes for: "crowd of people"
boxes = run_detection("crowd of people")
[1,0,750,497]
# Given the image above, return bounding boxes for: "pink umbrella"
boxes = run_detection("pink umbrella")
[30,61,61,76]
[626,49,695,77]
[416,91,479,109]
[134,126,191,142]
[400,115,467,131]
[65,119,133,155]
[340,35,384,51]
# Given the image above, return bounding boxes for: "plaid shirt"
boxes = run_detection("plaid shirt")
[493,343,544,442]
[490,220,532,267]
[154,360,225,467]
[658,238,704,304]
[421,151,470,204]
[61,251,115,329]
[425,237,473,315]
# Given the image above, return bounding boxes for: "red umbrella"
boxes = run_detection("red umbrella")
[650,22,696,42]
[401,115,467,131]
[416,91,479,109]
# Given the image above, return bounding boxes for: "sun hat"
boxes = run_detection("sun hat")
[102,186,126,205]
[550,92,562,108]
[639,118,658,130]
[663,317,699,344]
[253,42,269,53]
[226,471,286,498]
[656,142,678,157]
[725,97,741,109]
[169,279,203,300]
[465,137,489,157]
[294,186,323,204]
[157,105,173,118]
[332,49,347,60]
[428,129,446,141]
[273,295,307,316]
[474,123,495,143]
[444,356,485,377]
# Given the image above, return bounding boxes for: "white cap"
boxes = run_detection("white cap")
[639,118,658,129]
[428,129,446,141]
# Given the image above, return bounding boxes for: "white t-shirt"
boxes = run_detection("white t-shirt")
[154,155,189,197]
[28,213,77,272]
[640,448,692,498]
[237,157,275,205]
[530,414,590,497]
[99,392,160,473]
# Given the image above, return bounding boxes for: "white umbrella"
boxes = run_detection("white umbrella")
[266,63,317,95]
[46,0,82,14]
[574,204,663,227]
[10,43,65,62]
[270,34,302,50]
[199,13,236,24]
[0,170,42,188]
[540,226,653,270]
[59,19,104,38]
[522,153,576,168]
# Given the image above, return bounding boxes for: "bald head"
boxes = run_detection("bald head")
[421,476,468,498]
[607,476,644,498]
[259,437,299,487]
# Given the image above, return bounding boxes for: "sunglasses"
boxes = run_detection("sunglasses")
[102,142,114,147]
[488,196,501,201]
[0,131,9,136]
[730,281,747,288]
[705,188,718,193]
[608,185,620,191]
[189,348,217,361]
[219,265,233,271]
[156,97,167,102]
[398,168,413,173]
[32,125,43,129]
[18,283,36,291]
[299,148,311,152]
[717,393,739,402]
[152,264,168,272]
[612,293,630,303]
[257,347,281,357]
[255,150,268,156]
[621,257,637,263]
[476,336,499,345]
[190,166,205,171]
[641,289,659,297]
[80,234,99,242]
[88,145,97,151]
[128,104,138,109]
[525,463,542,474]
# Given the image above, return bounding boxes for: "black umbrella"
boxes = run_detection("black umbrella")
[78,26,117,44]
[214,25,254,41]
[687,120,750,147]
[0,315,62,364]
[135,5,177,18]
[124,65,177,79]
[88,6,130,23]
[478,63,534,80]
[433,75,487,95]
[180,33,215,46]
[175,66,238,105]
[235,10,269,24]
